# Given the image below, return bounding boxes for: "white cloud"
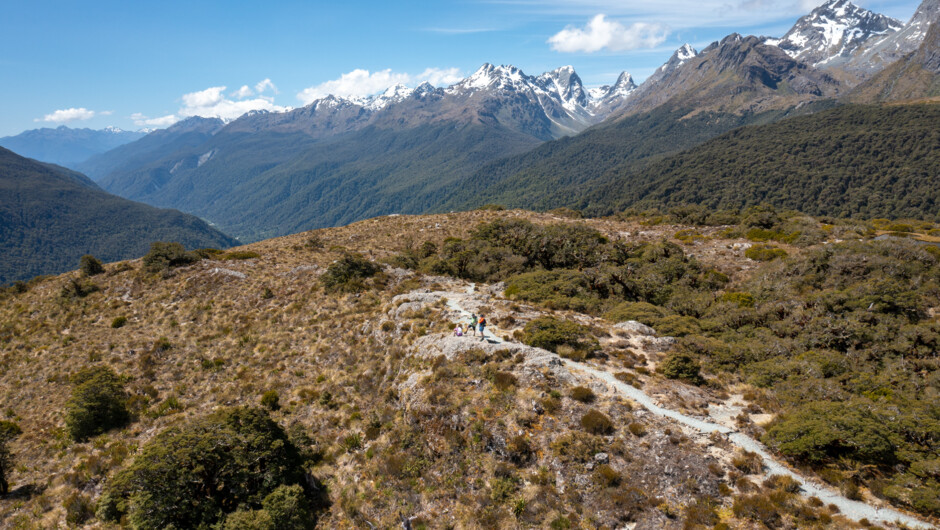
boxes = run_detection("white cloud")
[298,69,412,104]
[231,79,276,100]
[131,78,287,130]
[182,86,226,108]
[255,78,277,94]
[37,107,97,123]
[548,14,668,52]
[232,85,254,99]
[417,67,464,86]
[297,67,464,105]
[131,113,179,128]
[177,84,287,121]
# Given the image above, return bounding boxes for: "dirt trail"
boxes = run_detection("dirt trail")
[440,284,935,530]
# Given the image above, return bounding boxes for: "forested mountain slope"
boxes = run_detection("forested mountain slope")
[0,147,238,283]
[441,101,836,214]
[588,103,940,220]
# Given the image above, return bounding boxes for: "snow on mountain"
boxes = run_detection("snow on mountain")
[660,44,697,72]
[588,72,638,115]
[535,65,589,110]
[846,0,938,74]
[765,0,902,67]
[229,63,639,141]
[352,83,415,110]
[441,63,634,132]
[620,44,698,110]
[676,44,697,63]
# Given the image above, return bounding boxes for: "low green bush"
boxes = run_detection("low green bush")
[719,291,755,308]
[763,400,897,466]
[653,315,702,337]
[569,386,595,403]
[745,244,787,261]
[261,390,280,411]
[522,316,599,358]
[504,269,604,313]
[658,352,704,385]
[98,407,317,528]
[581,409,614,435]
[0,420,22,494]
[603,301,670,325]
[143,242,202,272]
[79,255,104,276]
[321,253,380,293]
[65,366,130,441]
[222,250,261,260]
[745,228,800,244]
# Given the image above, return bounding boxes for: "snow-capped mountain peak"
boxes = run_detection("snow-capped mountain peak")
[845,0,938,74]
[765,0,902,66]
[358,83,415,110]
[452,63,529,92]
[414,81,438,97]
[677,43,696,62]
[536,65,588,108]
[287,62,641,140]
[588,72,637,107]
[660,44,699,72]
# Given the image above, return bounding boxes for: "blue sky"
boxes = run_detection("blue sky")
[0,0,922,136]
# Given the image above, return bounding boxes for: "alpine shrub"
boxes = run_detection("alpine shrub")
[0,420,22,494]
[658,352,704,385]
[143,242,202,272]
[321,253,380,292]
[522,316,599,359]
[65,366,130,441]
[79,255,104,276]
[98,407,316,529]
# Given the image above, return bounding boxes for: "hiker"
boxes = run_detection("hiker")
[470,314,478,337]
[453,324,464,337]
[478,314,486,341]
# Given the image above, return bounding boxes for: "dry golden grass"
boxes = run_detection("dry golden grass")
[0,209,855,528]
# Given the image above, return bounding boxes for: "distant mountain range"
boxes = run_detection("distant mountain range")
[0,147,237,284]
[0,126,144,169]
[74,63,642,241]
[4,0,936,251]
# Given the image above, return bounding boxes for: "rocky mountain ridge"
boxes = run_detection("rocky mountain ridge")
[617,34,842,116]
[765,0,902,67]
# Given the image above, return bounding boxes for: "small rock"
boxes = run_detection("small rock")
[613,320,655,335]
[594,452,609,465]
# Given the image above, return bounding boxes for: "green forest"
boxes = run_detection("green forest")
[441,101,833,214]
[585,103,940,220]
